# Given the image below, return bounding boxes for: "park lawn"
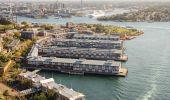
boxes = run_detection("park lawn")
[0,24,14,30]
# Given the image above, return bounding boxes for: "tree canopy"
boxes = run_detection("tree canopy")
[0,18,12,25]
[34,92,47,100]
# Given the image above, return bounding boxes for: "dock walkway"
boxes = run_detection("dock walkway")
[116,68,128,77]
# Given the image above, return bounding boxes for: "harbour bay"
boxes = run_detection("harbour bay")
[18,16,170,100]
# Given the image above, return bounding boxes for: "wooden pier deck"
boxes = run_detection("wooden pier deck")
[116,68,128,77]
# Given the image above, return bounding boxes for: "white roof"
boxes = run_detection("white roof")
[40,78,55,84]
[29,56,120,67]
[20,71,85,100]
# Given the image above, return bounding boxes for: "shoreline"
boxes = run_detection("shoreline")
[22,67,128,77]
[97,19,170,23]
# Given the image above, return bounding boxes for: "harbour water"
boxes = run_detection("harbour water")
[18,16,170,100]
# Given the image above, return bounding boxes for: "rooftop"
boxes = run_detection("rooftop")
[73,34,120,39]
[40,78,85,99]
[7,39,20,47]
[27,44,38,58]
[19,71,85,99]
[52,39,123,44]
[40,46,123,54]
[19,71,45,83]
[29,56,121,67]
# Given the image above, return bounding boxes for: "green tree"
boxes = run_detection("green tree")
[0,53,9,62]
[3,37,12,47]
[41,24,53,30]
[47,89,57,100]
[34,92,47,100]
[21,78,33,88]
[14,63,21,68]
[0,61,4,68]
[21,21,28,25]
[0,18,12,25]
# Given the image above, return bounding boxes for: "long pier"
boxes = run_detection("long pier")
[25,32,128,77]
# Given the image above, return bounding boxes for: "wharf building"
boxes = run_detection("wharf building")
[27,56,122,75]
[50,39,123,49]
[73,34,120,41]
[26,33,128,77]
[18,71,85,100]
[38,46,128,61]
[26,43,127,76]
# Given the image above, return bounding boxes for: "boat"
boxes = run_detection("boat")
[126,36,136,40]
[61,70,84,75]
[55,17,60,19]
[125,26,134,29]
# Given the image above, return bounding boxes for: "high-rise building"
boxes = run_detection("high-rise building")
[81,0,83,10]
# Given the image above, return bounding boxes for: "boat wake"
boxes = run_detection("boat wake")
[141,84,157,100]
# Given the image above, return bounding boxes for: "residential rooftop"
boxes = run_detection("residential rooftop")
[40,78,85,100]
[29,56,121,67]
[7,39,20,47]
[39,46,123,54]
[52,39,122,44]
[27,44,38,58]
[19,71,85,100]
[73,34,120,39]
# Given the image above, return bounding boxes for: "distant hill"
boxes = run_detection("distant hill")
[97,5,170,22]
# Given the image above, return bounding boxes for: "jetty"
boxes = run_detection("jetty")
[116,68,128,77]
[25,32,128,77]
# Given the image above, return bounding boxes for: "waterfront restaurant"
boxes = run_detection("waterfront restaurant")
[51,39,123,49]
[27,56,121,75]
[38,46,127,61]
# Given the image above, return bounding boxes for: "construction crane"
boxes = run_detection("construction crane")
[39,4,45,16]
[9,0,17,22]
[9,0,13,21]
[81,0,83,11]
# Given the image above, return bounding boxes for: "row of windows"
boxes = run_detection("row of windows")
[55,52,120,56]
[74,65,114,70]
[28,61,118,69]
[54,42,121,46]
[48,53,118,59]
[39,50,120,56]
[74,37,119,40]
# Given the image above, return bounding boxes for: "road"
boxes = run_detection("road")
[0,82,19,99]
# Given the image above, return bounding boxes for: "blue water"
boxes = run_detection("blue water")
[18,16,170,100]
